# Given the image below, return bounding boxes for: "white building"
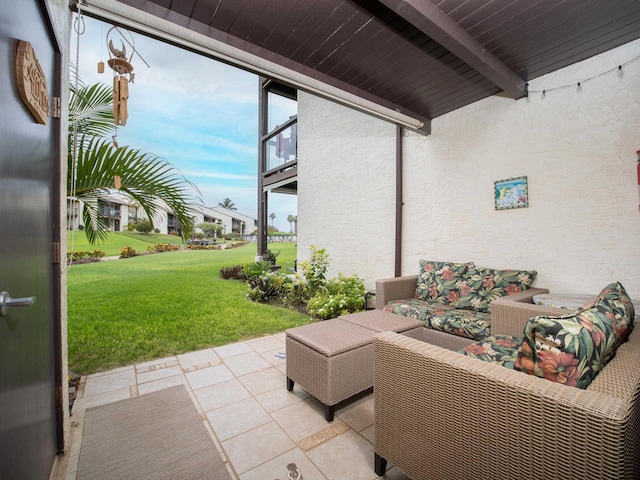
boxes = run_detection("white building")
[68,195,256,238]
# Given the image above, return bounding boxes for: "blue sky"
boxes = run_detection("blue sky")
[72,16,297,232]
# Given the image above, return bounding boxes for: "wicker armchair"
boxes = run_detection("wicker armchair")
[373,327,640,479]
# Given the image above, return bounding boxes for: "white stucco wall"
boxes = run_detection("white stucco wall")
[297,96,398,287]
[298,39,640,299]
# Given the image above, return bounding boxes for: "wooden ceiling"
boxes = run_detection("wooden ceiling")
[99,0,640,133]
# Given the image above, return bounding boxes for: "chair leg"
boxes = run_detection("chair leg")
[374,453,387,477]
[286,377,294,391]
[324,404,335,422]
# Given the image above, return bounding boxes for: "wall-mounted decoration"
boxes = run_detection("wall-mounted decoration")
[15,40,49,125]
[494,176,528,210]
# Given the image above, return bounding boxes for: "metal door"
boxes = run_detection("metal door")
[0,0,61,478]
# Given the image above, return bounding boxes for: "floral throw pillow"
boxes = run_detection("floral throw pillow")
[452,266,537,313]
[414,260,473,305]
[514,282,633,389]
[595,281,635,345]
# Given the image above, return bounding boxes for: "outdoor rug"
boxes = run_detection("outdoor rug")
[77,385,231,480]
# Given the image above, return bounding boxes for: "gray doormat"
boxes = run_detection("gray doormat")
[77,385,231,480]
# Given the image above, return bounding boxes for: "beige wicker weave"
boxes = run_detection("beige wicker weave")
[286,313,423,421]
[339,309,422,335]
[286,319,376,422]
[373,328,640,479]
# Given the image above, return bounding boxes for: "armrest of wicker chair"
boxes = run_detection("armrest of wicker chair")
[375,275,419,310]
[373,330,640,480]
[490,287,569,337]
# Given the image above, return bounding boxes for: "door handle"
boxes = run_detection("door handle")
[0,291,36,317]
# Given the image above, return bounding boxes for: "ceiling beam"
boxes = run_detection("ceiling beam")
[378,0,527,99]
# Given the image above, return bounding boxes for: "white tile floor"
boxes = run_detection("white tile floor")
[53,332,410,480]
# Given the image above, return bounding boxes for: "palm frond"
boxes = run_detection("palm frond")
[73,137,201,242]
[80,196,110,244]
[69,82,115,141]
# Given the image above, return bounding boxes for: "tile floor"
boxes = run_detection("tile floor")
[53,332,410,480]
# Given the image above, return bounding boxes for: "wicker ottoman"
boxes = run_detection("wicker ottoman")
[286,319,375,422]
[339,309,422,337]
[286,312,423,421]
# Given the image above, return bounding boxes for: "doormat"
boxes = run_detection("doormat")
[77,385,231,480]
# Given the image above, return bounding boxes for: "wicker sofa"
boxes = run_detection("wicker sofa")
[375,261,559,349]
[373,282,640,480]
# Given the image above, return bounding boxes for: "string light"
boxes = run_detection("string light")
[527,52,640,99]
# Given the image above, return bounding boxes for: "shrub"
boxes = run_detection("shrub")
[119,246,137,259]
[299,245,329,294]
[244,261,271,279]
[134,218,152,234]
[186,244,222,250]
[306,274,366,320]
[263,249,280,266]
[247,272,279,302]
[279,276,311,308]
[220,264,247,280]
[146,243,181,253]
[67,250,105,263]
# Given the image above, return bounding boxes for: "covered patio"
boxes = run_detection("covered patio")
[5,1,640,478]
[54,333,400,480]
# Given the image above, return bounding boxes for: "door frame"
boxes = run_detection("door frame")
[42,0,68,457]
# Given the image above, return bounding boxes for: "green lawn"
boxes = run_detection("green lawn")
[67,241,309,374]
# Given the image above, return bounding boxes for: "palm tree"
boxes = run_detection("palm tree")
[218,197,237,210]
[293,215,297,234]
[287,214,294,233]
[69,81,198,244]
[269,212,276,227]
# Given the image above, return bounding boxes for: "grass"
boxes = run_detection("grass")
[68,231,186,257]
[67,241,309,374]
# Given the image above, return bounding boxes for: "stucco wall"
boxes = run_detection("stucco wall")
[297,97,398,288]
[298,39,640,299]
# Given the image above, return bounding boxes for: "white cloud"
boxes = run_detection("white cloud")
[71,15,298,232]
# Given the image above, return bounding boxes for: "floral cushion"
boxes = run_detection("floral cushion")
[429,309,491,341]
[459,335,522,368]
[595,281,635,345]
[383,299,490,340]
[383,299,456,327]
[514,282,634,389]
[414,260,473,305]
[452,266,537,313]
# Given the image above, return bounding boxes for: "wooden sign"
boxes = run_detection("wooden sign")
[16,40,49,125]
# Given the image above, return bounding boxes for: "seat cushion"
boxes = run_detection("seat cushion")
[383,299,491,340]
[414,260,473,305]
[459,335,522,368]
[383,299,456,327]
[452,266,537,313]
[515,282,634,389]
[429,308,491,341]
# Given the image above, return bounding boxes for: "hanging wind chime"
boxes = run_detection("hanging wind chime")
[102,26,136,128]
[97,26,148,190]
